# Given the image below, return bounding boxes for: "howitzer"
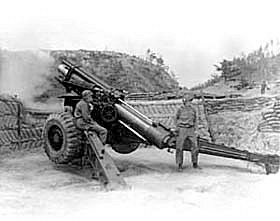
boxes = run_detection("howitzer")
[43,59,279,189]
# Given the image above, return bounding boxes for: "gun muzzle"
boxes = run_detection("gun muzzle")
[58,64,69,76]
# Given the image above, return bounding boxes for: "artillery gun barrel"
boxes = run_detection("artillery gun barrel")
[57,61,172,148]
[117,99,154,125]
[115,103,171,149]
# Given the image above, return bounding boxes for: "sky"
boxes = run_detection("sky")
[1,0,280,87]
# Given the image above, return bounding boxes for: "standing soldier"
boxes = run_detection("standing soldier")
[175,94,200,171]
[74,90,108,145]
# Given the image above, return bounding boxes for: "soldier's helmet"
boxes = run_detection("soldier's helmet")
[183,94,194,103]
[82,90,93,98]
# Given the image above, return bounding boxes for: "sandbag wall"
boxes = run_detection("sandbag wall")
[258,99,280,133]
[1,94,279,155]
[130,96,280,154]
[0,95,44,153]
[205,97,279,154]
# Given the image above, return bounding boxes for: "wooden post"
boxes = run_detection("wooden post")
[200,90,215,143]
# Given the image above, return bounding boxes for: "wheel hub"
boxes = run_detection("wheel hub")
[48,125,64,151]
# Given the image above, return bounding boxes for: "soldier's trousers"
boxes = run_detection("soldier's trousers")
[76,119,108,144]
[176,126,199,166]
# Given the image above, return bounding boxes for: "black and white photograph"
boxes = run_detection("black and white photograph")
[0,0,280,220]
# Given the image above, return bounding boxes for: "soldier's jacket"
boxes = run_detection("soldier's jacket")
[74,99,94,123]
[175,104,197,128]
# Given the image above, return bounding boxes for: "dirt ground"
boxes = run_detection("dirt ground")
[0,147,279,220]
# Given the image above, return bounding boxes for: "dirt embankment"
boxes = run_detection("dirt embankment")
[37,50,179,102]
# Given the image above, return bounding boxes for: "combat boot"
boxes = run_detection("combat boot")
[177,163,183,172]
[193,162,202,169]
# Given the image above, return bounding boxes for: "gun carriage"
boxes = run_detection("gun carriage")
[42,59,280,189]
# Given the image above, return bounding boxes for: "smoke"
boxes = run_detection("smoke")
[0,49,60,109]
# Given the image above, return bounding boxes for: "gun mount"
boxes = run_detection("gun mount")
[42,59,279,189]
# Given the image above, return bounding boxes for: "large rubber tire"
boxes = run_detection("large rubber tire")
[42,112,82,164]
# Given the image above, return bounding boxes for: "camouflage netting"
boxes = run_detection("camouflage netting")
[0,94,44,153]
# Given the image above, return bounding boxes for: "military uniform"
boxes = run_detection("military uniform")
[175,102,199,169]
[74,99,107,144]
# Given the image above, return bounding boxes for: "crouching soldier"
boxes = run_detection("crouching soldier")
[175,94,200,171]
[74,90,108,145]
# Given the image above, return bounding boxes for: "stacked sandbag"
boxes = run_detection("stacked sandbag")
[202,97,279,154]
[130,99,181,128]
[208,111,279,154]
[0,95,44,153]
[0,95,20,151]
[2,94,277,155]
[258,99,280,133]
[205,97,274,114]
